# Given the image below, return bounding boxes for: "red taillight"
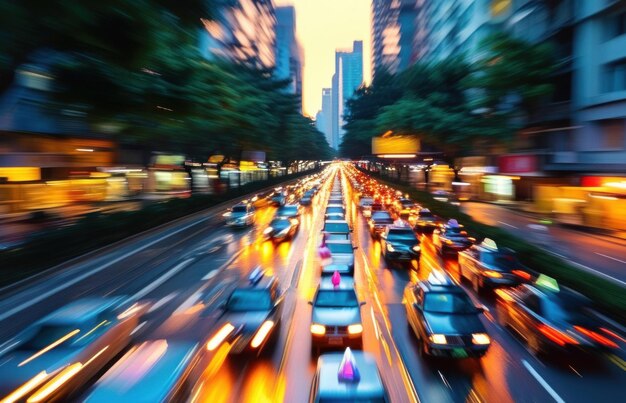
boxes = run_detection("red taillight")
[574,326,619,349]
[600,327,626,343]
[538,324,579,346]
[512,270,531,281]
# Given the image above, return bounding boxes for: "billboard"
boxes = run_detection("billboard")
[372,135,420,156]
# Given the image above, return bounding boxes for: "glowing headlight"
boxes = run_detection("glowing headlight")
[250,320,275,348]
[348,324,363,334]
[263,227,274,235]
[483,270,503,278]
[207,323,235,351]
[429,334,447,344]
[472,333,491,345]
[412,245,421,253]
[387,244,395,252]
[310,324,326,335]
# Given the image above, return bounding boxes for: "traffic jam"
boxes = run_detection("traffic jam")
[0,162,624,402]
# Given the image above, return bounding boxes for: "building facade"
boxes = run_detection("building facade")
[200,0,276,70]
[316,88,334,148]
[274,5,303,103]
[332,41,364,148]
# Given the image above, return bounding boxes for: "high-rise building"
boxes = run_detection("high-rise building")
[371,0,424,78]
[319,88,333,147]
[332,41,363,148]
[199,0,276,70]
[274,6,303,105]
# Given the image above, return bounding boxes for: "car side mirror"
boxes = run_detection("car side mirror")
[307,301,313,306]
[353,246,358,250]
[360,301,366,306]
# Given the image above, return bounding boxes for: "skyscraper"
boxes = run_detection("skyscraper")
[274,6,303,105]
[332,41,363,148]
[199,0,276,70]
[320,88,333,147]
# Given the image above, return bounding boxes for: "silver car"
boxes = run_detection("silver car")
[0,297,143,402]
[224,203,255,227]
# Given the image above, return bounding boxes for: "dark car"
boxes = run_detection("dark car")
[309,285,364,353]
[208,269,283,355]
[404,272,491,359]
[276,204,300,220]
[380,226,421,266]
[270,192,286,207]
[264,216,299,242]
[495,275,620,356]
[432,220,475,255]
[458,238,531,293]
[368,211,394,238]
[414,208,440,233]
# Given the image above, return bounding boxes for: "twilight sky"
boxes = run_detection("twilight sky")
[274,0,372,117]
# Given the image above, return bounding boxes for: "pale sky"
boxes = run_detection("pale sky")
[274,0,372,117]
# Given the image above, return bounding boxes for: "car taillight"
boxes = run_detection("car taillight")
[537,324,579,346]
[574,326,619,348]
[512,270,531,281]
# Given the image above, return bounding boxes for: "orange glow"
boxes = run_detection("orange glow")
[0,371,49,403]
[19,329,80,367]
[494,289,514,302]
[574,326,619,349]
[512,270,531,281]
[207,323,235,351]
[27,363,82,402]
[600,327,626,343]
[538,324,579,346]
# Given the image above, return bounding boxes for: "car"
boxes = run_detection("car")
[432,219,475,255]
[431,190,461,206]
[0,297,144,402]
[394,198,418,218]
[404,271,491,359]
[324,240,356,272]
[368,211,393,238]
[224,203,255,227]
[264,216,299,242]
[300,195,313,206]
[208,268,283,355]
[325,205,345,220]
[309,349,389,403]
[358,197,374,218]
[413,208,441,233]
[84,340,201,403]
[309,285,365,353]
[380,225,421,266]
[276,204,301,220]
[323,219,351,236]
[458,238,531,293]
[495,275,620,356]
[270,192,286,207]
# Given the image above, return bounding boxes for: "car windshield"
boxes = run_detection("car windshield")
[278,207,297,216]
[270,218,290,228]
[227,289,272,311]
[387,230,417,242]
[419,211,434,218]
[325,222,349,233]
[320,399,385,403]
[326,207,344,214]
[423,292,476,314]
[482,252,520,269]
[372,212,392,220]
[543,297,593,323]
[232,206,247,213]
[327,243,354,254]
[314,290,359,307]
[20,324,82,350]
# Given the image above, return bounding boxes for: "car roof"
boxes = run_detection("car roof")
[418,272,465,294]
[41,297,125,325]
[85,340,198,403]
[235,272,276,290]
[315,351,385,400]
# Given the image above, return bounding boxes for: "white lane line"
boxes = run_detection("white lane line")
[595,252,626,265]
[148,292,178,313]
[0,216,210,322]
[0,341,19,356]
[123,258,194,305]
[559,259,626,287]
[498,221,519,229]
[173,291,202,315]
[130,321,147,336]
[202,270,220,280]
[522,360,565,403]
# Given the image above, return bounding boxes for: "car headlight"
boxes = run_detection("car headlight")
[310,324,326,335]
[472,333,491,345]
[429,334,447,344]
[251,320,275,349]
[483,270,503,278]
[348,324,363,334]
[412,245,421,253]
[387,244,395,252]
[263,227,274,235]
[278,227,290,235]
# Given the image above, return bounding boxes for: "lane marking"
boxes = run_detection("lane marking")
[498,221,518,229]
[0,216,212,322]
[522,359,565,403]
[0,340,19,356]
[607,354,626,372]
[595,252,626,265]
[202,270,220,281]
[148,293,178,313]
[123,258,194,305]
[555,258,626,287]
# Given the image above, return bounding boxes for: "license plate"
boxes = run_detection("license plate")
[328,337,343,345]
[452,348,468,358]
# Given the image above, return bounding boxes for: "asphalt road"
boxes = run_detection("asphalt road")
[462,202,626,285]
[0,167,624,402]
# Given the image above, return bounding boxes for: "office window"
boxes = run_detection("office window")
[597,120,625,150]
[606,10,626,39]
[603,60,626,93]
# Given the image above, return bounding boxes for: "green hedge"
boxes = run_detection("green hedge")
[0,168,320,287]
[361,169,626,323]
